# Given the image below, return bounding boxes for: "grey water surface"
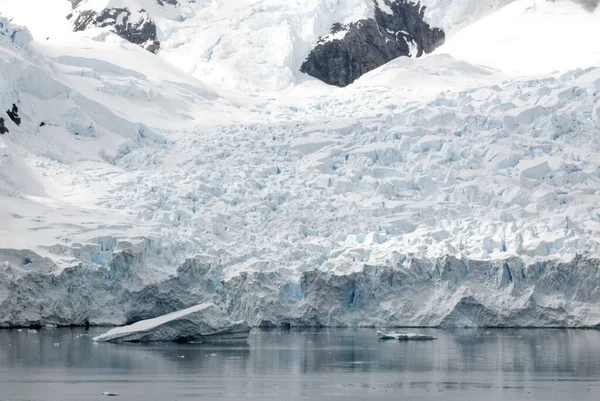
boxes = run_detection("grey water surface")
[1,328,600,400]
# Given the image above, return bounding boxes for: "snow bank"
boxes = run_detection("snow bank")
[442,0,600,75]
[353,53,494,93]
[93,303,251,343]
[421,0,517,34]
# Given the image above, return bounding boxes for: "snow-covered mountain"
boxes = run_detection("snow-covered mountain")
[67,0,185,52]
[300,0,446,87]
[62,0,517,91]
[1,0,600,328]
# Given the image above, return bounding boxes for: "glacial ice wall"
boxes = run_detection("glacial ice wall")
[2,243,600,328]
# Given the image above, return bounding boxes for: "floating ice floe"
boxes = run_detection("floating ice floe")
[377,330,437,341]
[93,303,251,343]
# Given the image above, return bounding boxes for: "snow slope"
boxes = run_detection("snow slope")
[0,0,600,328]
[0,12,233,263]
[44,0,518,91]
[443,0,600,74]
[1,0,521,92]
[164,0,525,91]
[156,0,518,91]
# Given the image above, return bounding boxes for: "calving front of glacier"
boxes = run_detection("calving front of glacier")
[1,243,600,328]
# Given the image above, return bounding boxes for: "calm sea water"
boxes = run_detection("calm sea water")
[1,327,600,400]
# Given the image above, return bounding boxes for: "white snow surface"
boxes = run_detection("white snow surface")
[9,0,518,92]
[0,1,600,328]
[443,0,600,74]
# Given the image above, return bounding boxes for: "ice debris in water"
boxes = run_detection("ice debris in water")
[377,330,437,341]
[93,303,251,343]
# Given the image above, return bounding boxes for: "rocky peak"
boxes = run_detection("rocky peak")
[66,0,181,53]
[301,0,445,87]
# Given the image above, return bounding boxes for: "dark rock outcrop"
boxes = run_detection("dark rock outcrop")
[156,0,178,6]
[67,4,163,53]
[6,104,20,126]
[0,118,8,135]
[301,0,445,87]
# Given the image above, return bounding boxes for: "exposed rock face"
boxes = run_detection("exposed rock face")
[93,303,251,343]
[6,104,20,126]
[0,118,7,135]
[67,4,162,53]
[156,0,178,5]
[301,0,445,87]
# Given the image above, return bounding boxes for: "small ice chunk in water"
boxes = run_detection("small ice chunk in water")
[93,303,251,343]
[377,330,437,341]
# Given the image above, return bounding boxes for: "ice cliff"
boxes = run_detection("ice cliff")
[2,243,600,328]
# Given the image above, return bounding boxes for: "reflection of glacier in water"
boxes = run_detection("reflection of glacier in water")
[1,328,600,400]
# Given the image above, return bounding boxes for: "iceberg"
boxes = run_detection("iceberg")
[377,330,437,341]
[93,303,251,343]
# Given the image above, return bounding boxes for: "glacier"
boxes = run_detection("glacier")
[1,1,600,329]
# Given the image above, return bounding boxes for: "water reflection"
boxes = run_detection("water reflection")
[1,327,599,401]
[246,328,600,377]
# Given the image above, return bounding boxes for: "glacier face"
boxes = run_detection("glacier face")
[1,2,600,328]
[2,244,600,328]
